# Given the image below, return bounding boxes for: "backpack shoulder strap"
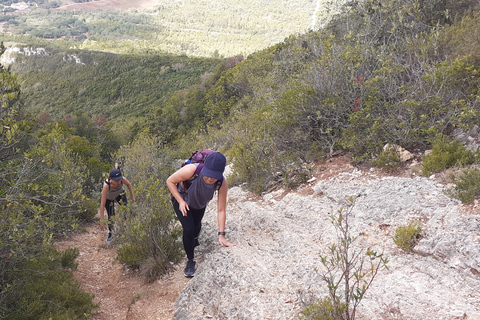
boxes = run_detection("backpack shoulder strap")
[215,177,224,191]
[188,163,203,181]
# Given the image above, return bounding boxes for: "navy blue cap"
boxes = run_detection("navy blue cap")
[110,169,123,181]
[202,152,226,180]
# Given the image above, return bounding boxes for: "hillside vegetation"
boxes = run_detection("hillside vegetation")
[2,0,480,319]
[0,0,347,57]
[11,47,224,123]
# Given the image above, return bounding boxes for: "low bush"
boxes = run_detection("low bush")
[299,296,347,320]
[449,168,480,203]
[1,246,97,320]
[422,134,477,177]
[372,145,402,171]
[393,220,422,251]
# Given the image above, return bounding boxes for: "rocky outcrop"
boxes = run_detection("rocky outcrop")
[174,167,480,320]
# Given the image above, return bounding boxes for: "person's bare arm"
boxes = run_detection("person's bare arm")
[166,164,197,216]
[217,179,235,247]
[98,182,109,231]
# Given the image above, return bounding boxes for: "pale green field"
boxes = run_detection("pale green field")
[74,0,346,57]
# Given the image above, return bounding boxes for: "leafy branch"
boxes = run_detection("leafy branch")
[317,196,389,320]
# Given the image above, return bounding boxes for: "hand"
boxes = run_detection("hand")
[131,196,136,203]
[100,223,104,231]
[219,235,236,247]
[179,200,190,216]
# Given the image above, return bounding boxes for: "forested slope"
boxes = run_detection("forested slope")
[11,48,223,122]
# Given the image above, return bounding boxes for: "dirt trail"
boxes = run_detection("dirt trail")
[55,224,189,320]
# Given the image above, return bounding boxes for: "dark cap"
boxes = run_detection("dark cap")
[110,168,123,181]
[202,152,226,180]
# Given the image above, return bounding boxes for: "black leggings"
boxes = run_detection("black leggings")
[172,199,206,260]
[105,193,127,233]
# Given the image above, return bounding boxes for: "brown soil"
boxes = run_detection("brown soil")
[55,225,190,320]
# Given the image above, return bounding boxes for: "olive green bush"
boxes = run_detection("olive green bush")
[1,50,98,318]
[1,246,97,320]
[372,145,402,171]
[112,132,184,282]
[449,168,480,203]
[299,297,347,320]
[393,221,422,252]
[422,135,477,177]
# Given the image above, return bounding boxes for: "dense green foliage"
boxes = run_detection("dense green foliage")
[157,0,480,192]
[3,247,97,320]
[300,296,347,320]
[422,135,479,176]
[0,77,100,317]
[11,48,223,123]
[9,0,480,195]
[422,134,478,176]
[372,145,402,172]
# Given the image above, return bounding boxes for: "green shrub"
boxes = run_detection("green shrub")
[60,247,80,270]
[283,162,312,189]
[393,220,422,251]
[299,296,347,320]
[77,198,98,222]
[422,134,477,177]
[449,168,480,203]
[113,133,184,281]
[2,246,97,320]
[116,193,184,282]
[372,145,402,171]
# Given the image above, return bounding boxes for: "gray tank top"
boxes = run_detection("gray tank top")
[178,171,219,210]
[105,179,124,200]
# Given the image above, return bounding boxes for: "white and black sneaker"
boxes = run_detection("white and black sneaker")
[184,259,196,277]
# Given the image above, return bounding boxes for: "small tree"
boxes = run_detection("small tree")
[308,197,388,320]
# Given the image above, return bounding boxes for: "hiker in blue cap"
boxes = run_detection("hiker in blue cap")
[99,168,135,242]
[167,151,235,277]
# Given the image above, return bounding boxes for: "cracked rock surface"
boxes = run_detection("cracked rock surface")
[175,158,480,320]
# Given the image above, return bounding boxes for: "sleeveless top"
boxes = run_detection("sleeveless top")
[105,179,124,201]
[177,170,221,210]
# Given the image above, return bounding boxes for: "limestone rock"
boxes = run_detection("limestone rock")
[174,169,480,320]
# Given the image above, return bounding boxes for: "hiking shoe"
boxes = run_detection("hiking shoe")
[106,234,113,243]
[184,259,196,277]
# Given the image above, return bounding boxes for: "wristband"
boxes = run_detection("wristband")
[218,232,226,236]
